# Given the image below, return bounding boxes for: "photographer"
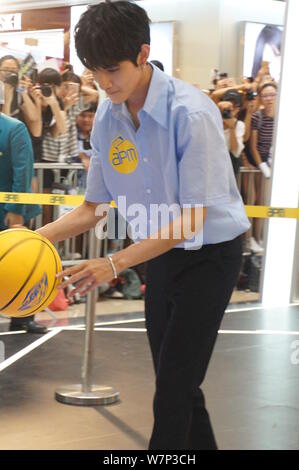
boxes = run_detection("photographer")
[218,90,245,176]
[37,67,66,164]
[0,55,40,135]
[42,71,98,165]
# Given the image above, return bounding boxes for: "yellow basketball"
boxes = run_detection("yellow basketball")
[0,228,62,317]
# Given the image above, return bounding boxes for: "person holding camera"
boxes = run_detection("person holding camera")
[0,55,41,136]
[218,90,245,177]
[38,68,67,164]
[42,71,98,166]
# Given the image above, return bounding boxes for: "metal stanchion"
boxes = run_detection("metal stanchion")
[55,228,120,406]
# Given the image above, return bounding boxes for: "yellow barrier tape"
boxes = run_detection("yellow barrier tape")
[0,192,298,218]
[245,205,299,219]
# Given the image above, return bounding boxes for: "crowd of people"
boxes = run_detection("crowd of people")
[207,64,277,253]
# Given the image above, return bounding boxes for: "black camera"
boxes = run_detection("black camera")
[222,109,232,119]
[4,72,18,87]
[40,84,52,97]
[246,90,258,101]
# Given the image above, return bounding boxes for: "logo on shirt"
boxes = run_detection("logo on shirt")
[109,135,139,174]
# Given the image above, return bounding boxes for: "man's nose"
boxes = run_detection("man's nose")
[96,71,112,91]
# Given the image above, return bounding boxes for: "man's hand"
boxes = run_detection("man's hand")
[4,212,24,228]
[245,100,256,113]
[81,69,95,87]
[19,76,32,94]
[63,91,79,110]
[29,85,42,107]
[224,117,236,129]
[57,257,115,298]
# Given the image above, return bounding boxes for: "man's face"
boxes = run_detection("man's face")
[0,58,18,82]
[77,111,95,134]
[92,61,142,104]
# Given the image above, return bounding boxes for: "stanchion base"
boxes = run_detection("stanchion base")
[55,384,120,406]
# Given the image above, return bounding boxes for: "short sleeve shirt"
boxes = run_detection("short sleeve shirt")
[85,65,250,247]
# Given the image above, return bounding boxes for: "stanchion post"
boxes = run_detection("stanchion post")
[55,227,120,406]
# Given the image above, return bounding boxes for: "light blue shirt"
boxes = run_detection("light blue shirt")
[85,65,250,247]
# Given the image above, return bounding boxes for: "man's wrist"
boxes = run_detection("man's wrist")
[111,251,127,276]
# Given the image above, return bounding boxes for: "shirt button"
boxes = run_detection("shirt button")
[146,188,151,194]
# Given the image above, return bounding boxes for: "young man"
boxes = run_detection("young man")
[37,1,250,449]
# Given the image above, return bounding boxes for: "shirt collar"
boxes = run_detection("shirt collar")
[111,64,170,129]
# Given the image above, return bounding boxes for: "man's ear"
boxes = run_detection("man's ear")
[137,44,150,66]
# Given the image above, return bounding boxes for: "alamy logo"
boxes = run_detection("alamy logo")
[95,196,204,250]
[19,273,48,311]
[109,135,139,174]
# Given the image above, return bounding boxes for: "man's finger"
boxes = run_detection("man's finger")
[58,270,90,290]
[68,279,96,298]
[56,263,86,279]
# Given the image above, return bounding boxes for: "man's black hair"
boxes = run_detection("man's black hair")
[75,0,151,70]
[38,68,62,86]
[0,55,19,68]
[259,81,278,95]
[151,60,164,72]
[80,102,98,113]
[61,71,81,87]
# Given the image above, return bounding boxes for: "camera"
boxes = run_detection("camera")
[222,109,232,119]
[246,90,258,101]
[40,84,52,97]
[4,72,18,88]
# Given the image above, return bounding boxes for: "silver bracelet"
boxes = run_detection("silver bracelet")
[107,254,117,279]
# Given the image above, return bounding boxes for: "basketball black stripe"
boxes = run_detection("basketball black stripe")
[16,238,60,316]
[0,239,45,312]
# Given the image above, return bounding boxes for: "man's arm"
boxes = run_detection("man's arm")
[57,206,206,296]
[36,200,108,243]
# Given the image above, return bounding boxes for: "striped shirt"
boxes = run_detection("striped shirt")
[251,110,274,161]
[42,105,80,162]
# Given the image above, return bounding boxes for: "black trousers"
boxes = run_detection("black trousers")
[145,235,243,450]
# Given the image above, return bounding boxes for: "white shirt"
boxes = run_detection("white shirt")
[224,120,245,158]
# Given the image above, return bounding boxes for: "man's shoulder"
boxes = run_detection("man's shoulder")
[170,77,219,117]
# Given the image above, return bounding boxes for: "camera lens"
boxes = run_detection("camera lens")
[246,90,257,101]
[222,109,232,119]
[4,72,19,88]
[41,84,52,97]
